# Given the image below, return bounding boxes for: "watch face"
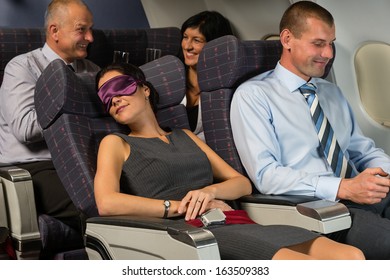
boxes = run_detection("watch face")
[164,200,170,207]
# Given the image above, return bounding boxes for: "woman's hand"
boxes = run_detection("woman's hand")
[205,199,233,212]
[178,188,217,221]
[178,187,234,221]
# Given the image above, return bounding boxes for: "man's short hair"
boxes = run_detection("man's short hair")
[279,1,334,38]
[44,0,90,30]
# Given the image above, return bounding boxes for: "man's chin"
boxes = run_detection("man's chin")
[75,52,88,60]
[309,68,326,78]
[76,48,88,56]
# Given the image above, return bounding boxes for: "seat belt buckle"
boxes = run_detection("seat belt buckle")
[200,208,226,227]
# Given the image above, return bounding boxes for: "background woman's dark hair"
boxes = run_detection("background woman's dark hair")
[96,62,159,113]
[181,10,234,43]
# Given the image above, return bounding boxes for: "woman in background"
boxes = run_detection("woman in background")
[180,11,234,141]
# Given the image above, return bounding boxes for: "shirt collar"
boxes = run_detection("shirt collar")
[42,43,77,71]
[274,62,316,93]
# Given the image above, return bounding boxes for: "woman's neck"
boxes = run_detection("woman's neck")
[129,121,168,138]
[186,66,201,107]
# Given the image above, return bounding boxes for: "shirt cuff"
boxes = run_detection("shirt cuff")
[315,176,342,201]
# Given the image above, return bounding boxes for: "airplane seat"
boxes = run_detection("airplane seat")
[87,27,181,68]
[197,35,350,234]
[0,27,181,86]
[0,28,45,86]
[144,27,181,57]
[34,57,220,260]
[355,41,390,128]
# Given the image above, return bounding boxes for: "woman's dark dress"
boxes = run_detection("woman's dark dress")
[115,129,320,259]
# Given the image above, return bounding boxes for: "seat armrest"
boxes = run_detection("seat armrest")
[85,216,220,260]
[240,194,351,234]
[240,194,320,206]
[0,165,41,251]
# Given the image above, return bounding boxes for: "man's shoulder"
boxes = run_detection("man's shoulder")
[6,48,42,65]
[2,47,45,82]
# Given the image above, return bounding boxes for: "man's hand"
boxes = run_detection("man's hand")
[338,167,390,204]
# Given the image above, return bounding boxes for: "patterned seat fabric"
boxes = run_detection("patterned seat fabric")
[0,28,45,84]
[35,55,189,218]
[197,35,334,175]
[87,27,181,68]
[140,56,189,130]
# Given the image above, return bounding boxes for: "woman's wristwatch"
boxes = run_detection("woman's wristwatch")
[163,200,171,219]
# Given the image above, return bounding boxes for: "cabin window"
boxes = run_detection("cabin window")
[355,42,390,127]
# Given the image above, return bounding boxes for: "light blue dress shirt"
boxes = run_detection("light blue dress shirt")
[231,62,390,201]
[0,43,100,164]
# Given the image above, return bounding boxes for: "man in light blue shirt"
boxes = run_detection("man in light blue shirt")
[231,1,390,259]
[0,0,99,258]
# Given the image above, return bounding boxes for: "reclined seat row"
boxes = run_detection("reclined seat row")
[1,31,351,259]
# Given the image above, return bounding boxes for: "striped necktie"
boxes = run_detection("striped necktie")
[299,83,353,178]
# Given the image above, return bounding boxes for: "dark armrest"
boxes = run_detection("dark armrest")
[240,194,320,206]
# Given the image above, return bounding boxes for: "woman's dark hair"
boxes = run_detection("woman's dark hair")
[181,10,233,43]
[96,62,159,113]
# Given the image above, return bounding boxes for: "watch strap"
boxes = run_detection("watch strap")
[163,200,170,219]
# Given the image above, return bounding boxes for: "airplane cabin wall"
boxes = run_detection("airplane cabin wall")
[141,0,290,40]
[0,0,149,29]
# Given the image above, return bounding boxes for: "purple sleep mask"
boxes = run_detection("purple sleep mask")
[98,75,141,112]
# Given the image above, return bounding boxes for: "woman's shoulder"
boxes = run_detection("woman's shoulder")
[174,128,191,137]
[176,128,206,147]
[100,133,128,146]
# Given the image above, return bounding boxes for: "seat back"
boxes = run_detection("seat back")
[197,35,334,175]
[197,35,282,174]
[35,56,189,218]
[0,28,45,85]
